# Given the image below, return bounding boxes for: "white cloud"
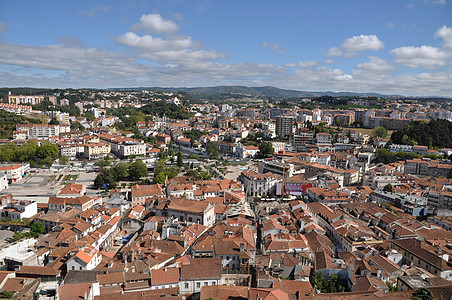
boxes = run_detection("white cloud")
[385,22,396,29]
[0,22,7,33]
[434,0,447,5]
[355,56,396,73]
[284,61,321,68]
[131,13,179,34]
[341,35,385,52]
[391,45,450,69]
[435,25,452,50]
[117,32,192,51]
[328,34,384,57]
[0,42,150,77]
[263,42,285,55]
[78,5,112,18]
[140,49,227,64]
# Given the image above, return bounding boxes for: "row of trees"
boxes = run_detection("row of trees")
[94,160,148,189]
[0,141,59,167]
[375,148,444,164]
[391,119,452,149]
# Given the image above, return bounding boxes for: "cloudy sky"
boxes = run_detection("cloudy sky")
[0,0,451,96]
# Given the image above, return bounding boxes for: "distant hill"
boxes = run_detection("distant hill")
[139,86,398,100]
[3,86,450,101]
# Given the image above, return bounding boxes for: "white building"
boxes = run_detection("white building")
[159,198,215,227]
[8,95,44,105]
[14,124,70,140]
[0,199,37,220]
[0,164,29,184]
[0,173,8,192]
[66,244,102,271]
[239,169,278,197]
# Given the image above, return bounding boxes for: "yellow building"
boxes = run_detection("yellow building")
[84,143,111,160]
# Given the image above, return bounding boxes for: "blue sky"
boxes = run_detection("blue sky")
[0,0,451,96]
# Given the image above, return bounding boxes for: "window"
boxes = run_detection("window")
[227,256,229,260]
[196,282,200,289]
[212,281,215,285]
[79,266,82,270]
[204,282,208,286]
[189,217,192,222]
[185,283,189,289]
[72,266,75,270]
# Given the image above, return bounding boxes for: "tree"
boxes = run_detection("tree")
[30,222,44,237]
[0,143,17,162]
[177,151,183,167]
[14,140,37,162]
[206,141,220,159]
[373,126,388,138]
[111,162,129,180]
[383,184,394,193]
[412,288,433,300]
[36,142,59,160]
[48,118,59,125]
[128,159,148,180]
[257,141,274,158]
[0,290,13,298]
[59,155,69,165]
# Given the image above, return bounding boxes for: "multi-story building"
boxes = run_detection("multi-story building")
[0,164,29,183]
[48,195,95,212]
[131,184,164,206]
[14,124,70,140]
[0,199,37,220]
[83,143,111,160]
[7,95,44,105]
[0,103,32,114]
[156,198,215,227]
[98,134,146,158]
[316,132,332,145]
[276,115,295,137]
[239,169,278,197]
[391,239,452,280]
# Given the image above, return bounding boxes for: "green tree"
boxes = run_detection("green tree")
[0,143,17,162]
[383,184,394,193]
[59,155,69,165]
[177,151,183,167]
[206,141,220,159]
[154,172,166,184]
[36,142,59,160]
[373,126,388,138]
[111,162,130,180]
[30,222,44,237]
[257,141,274,158]
[412,288,433,300]
[0,290,13,298]
[128,159,148,180]
[14,140,37,162]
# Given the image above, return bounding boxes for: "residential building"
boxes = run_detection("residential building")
[179,257,222,294]
[84,143,111,160]
[276,115,295,137]
[7,95,44,105]
[0,164,29,183]
[0,199,37,220]
[239,169,278,197]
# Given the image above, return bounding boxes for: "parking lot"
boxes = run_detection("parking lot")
[0,230,14,249]
[3,169,98,200]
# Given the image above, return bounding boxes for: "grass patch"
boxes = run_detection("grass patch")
[48,175,56,183]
